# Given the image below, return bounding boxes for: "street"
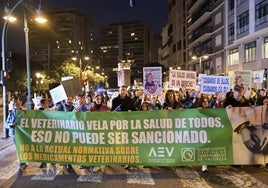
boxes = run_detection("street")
[0,142,268,187]
[0,109,268,187]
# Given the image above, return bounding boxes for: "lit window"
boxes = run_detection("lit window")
[244,41,256,62]
[228,48,239,66]
[264,37,268,58]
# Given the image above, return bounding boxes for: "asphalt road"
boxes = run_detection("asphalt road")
[0,108,268,187]
[0,143,268,188]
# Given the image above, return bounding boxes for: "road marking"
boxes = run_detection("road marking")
[216,166,268,188]
[76,172,103,182]
[31,166,58,181]
[175,167,213,188]
[0,161,18,180]
[127,171,155,185]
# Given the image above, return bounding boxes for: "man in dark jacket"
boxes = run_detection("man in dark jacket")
[111,86,136,111]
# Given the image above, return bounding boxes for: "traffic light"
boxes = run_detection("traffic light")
[6,57,12,72]
[0,70,8,85]
[6,51,12,72]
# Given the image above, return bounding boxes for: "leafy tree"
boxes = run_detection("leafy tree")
[44,60,80,83]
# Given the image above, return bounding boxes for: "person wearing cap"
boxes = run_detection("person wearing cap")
[223,84,251,108]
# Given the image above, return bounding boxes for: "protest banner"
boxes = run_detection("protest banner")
[61,77,82,97]
[228,70,252,98]
[143,67,162,95]
[15,106,268,166]
[49,85,68,104]
[169,70,196,90]
[199,75,230,94]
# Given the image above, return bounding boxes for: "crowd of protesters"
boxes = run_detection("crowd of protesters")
[5,84,268,172]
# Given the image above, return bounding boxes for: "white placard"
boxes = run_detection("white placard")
[199,75,230,94]
[49,84,67,104]
[169,70,196,90]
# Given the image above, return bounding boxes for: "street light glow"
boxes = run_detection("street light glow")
[3,15,17,22]
[192,55,197,60]
[35,16,47,24]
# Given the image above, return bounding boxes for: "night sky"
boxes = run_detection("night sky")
[6,0,168,52]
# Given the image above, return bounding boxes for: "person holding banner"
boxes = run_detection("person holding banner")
[111,86,136,169]
[111,86,136,112]
[6,100,27,172]
[55,96,76,171]
[89,94,109,172]
[198,96,211,172]
[90,94,109,112]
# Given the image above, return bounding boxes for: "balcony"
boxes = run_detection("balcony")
[188,26,213,45]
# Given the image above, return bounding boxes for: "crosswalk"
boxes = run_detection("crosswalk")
[0,164,263,187]
[1,145,268,188]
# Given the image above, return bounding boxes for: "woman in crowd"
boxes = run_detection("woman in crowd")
[89,94,109,172]
[163,89,184,111]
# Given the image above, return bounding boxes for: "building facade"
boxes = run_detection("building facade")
[160,0,187,70]
[186,0,225,75]
[29,9,93,69]
[225,0,268,88]
[161,0,268,89]
[98,21,156,88]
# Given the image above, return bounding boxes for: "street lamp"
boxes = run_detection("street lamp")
[192,55,208,73]
[24,4,47,109]
[72,56,89,78]
[1,0,46,137]
[1,0,23,138]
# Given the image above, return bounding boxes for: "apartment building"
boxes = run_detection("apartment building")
[160,0,187,70]
[186,0,225,75]
[98,21,156,88]
[29,9,93,68]
[225,0,268,88]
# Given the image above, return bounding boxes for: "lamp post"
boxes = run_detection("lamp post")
[1,0,23,138]
[24,6,32,110]
[1,0,46,137]
[192,55,208,73]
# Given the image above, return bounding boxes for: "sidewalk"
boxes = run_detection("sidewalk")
[0,137,12,150]
[0,107,13,150]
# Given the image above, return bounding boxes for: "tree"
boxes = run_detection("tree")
[45,60,80,83]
